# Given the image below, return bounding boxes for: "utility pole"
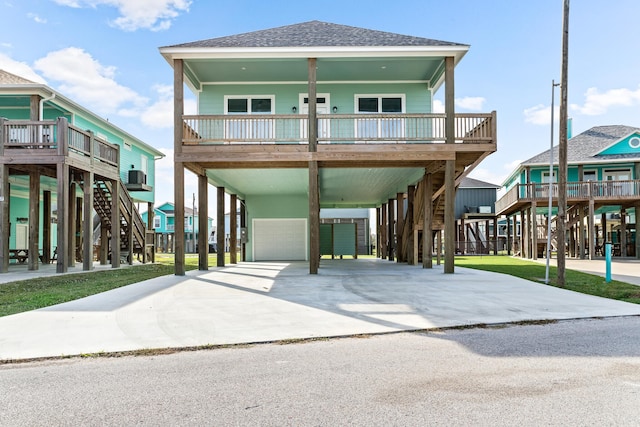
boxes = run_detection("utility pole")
[557,0,570,286]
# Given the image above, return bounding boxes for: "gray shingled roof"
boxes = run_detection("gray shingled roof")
[460,177,500,189]
[522,125,640,165]
[164,21,466,49]
[0,69,37,85]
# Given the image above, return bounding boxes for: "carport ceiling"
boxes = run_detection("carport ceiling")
[205,167,425,207]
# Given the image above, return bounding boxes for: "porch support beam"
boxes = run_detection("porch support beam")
[444,55,455,273]
[423,173,433,269]
[198,173,208,270]
[230,194,238,264]
[396,192,404,263]
[387,198,395,261]
[28,170,40,270]
[0,165,8,273]
[43,190,51,264]
[68,181,76,268]
[588,198,595,260]
[381,203,387,259]
[621,208,627,257]
[110,179,120,268]
[83,171,94,271]
[217,186,225,268]
[56,163,69,273]
[174,58,185,276]
[531,201,538,260]
[406,185,415,265]
[309,161,319,273]
[240,199,246,262]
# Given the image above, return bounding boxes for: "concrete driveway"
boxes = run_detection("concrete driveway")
[1,258,640,361]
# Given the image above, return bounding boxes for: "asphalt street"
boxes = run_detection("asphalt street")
[2,316,639,426]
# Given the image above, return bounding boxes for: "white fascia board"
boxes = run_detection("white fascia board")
[160,45,469,61]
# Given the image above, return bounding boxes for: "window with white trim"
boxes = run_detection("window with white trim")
[153,216,161,229]
[355,95,405,141]
[542,171,557,183]
[224,96,275,142]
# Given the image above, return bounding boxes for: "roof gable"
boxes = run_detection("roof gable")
[165,20,466,49]
[597,131,640,156]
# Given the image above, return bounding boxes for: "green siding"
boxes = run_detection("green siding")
[599,133,640,155]
[333,223,357,256]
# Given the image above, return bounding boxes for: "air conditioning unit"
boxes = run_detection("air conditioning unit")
[128,170,146,185]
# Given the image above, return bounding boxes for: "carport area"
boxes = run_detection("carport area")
[1,258,640,360]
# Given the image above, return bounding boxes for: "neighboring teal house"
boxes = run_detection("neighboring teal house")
[0,69,164,272]
[496,125,640,260]
[142,202,214,253]
[160,21,497,274]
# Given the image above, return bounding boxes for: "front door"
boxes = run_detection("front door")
[300,94,330,142]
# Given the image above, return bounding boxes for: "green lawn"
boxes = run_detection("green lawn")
[455,256,640,305]
[0,253,226,318]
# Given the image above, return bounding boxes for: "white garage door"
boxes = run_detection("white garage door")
[253,218,307,261]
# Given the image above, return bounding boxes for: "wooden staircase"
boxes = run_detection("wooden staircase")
[93,179,146,258]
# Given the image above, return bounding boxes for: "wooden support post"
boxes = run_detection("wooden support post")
[240,200,246,262]
[100,219,108,265]
[76,197,83,264]
[436,230,442,265]
[588,199,595,260]
[110,179,120,268]
[56,163,69,273]
[532,201,538,260]
[505,215,512,255]
[230,194,238,264]
[578,204,585,259]
[601,212,607,244]
[217,186,225,268]
[43,190,51,264]
[198,174,208,270]
[492,217,498,255]
[406,185,415,265]
[387,198,395,262]
[147,201,154,263]
[376,207,381,258]
[68,181,76,268]
[381,203,387,259]
[309,161,319,273]
[396,192,404,263]
[636,202,640,259]
[444,55,455,273]
[173,58,185,276]
[520,210,525,258]
[126,196,133,266]
[0,163,8,273]
[621,208,627,257]
[28,170,40,270]
[83,171,93,271]
[423,173,433,268]
[460,218,466,255]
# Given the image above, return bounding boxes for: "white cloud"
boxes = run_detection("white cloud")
[154,147,199,206]
[138,84,197,129]
[33,47,147,115]
[53,0,191,31]
[524,104,560,126]
[0,53,47,83]
[570,86,640,116]
[27,13,47,24]
[455,96,485,111]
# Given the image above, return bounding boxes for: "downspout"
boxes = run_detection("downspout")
[39,93,56,121]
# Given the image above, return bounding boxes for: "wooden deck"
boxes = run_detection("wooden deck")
[496,180,640,215]
[1,117,151,273]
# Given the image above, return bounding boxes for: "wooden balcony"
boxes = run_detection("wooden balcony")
[496,180,640,215]
[179,112,496,169]
[0,118,120,180]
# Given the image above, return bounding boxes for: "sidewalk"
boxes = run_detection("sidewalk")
[2,259,640,361]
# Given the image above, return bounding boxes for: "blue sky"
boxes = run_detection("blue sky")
[2,0,640,210]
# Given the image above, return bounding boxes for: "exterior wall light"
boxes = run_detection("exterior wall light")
[332,106,338,113]
[292,106,297,113]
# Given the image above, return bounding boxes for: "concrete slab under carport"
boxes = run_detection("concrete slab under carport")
[1,258,640,361]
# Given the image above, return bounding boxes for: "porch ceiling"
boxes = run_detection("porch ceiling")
[184,57,443,87]
[204,167,426,208]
